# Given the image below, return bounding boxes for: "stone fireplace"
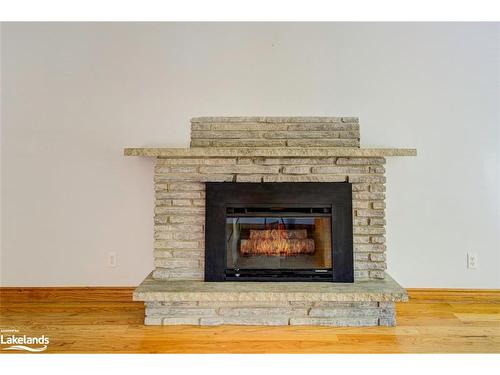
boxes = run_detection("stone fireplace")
[125,116,416,326]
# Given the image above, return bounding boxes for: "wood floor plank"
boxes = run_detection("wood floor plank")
[453,313,500,322]
[1,287,499,353]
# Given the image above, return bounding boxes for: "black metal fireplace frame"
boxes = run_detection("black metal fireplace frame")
[204,182,354,282]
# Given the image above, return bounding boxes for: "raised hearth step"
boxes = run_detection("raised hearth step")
[133,272,408,303]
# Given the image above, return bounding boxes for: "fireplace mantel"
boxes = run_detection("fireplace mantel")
[124,147,416,158]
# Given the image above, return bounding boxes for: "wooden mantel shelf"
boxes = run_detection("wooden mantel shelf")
[124,147,417,158]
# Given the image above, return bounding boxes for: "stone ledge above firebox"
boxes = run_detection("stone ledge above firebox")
[133,272,408,302]
[124,147,417,158]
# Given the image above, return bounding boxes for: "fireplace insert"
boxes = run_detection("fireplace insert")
[205,182,353,282]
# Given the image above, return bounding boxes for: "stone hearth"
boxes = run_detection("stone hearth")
[125,116,416,326]
[134,273,407,326]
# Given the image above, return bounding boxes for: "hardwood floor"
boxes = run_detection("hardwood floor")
[0,287,499,353]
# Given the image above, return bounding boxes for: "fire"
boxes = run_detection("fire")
[240,225,315,256]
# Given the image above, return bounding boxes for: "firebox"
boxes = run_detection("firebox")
[205,182,353,282]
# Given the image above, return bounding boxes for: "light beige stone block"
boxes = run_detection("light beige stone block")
[218,307,308,317]
[353,192,385,200]
[209,123,289,131]
[144,317,163,325]
[198,301,291,308]
[289,317,379,326]
[287,139,359,147]
[155,206,204,215]
[191,130,262,139]
[378,317,396,326]
[354,270,370,279]
[286,124,358,131]
[371,236,386,244]
[352,183,370,192]
[352,201,370,209]
[354,244,386,252]
[355,261,387,271]
[369,184,386,192]
[169,250,204,258]
[254,157,336,165]
[161,317,201,325]
[152,268,203,280]
[370,270,386,279]
[378,302,395,308]
[372,202,386,209]
[155,173,233,182]
[146,301,199,307]
[262,130,360,139]
[353,217,369,226]
[156,157,237,165]
[199,165,280,174]
[191,199,205,207]
[155,166,198,174]
[166,182,205,191]
[154,232,174,240]
[370,166,386,173]
[263,175,347,183]
[192,139,287,147]
[171,199,192,206]
[154,240,200,249]
[156,231,205,241]
[153,249,174,258]
[191,116,348,123]
[311,166,368,174]
[369,218,386,226]
[146,307,216,317]
[168,216,204,224]
[281,166,311,174]
[356,209,385,218]
[236,158,254,165]
[200,316,290,326]
[154,258,200,268]
[337,157,386,165]
[154,199,172,207]
[156,191,203,199]
[353,227,386,235]
[348,175,386,183]
[309,307,382,318]
[235,175,264,182]
[353,236,370,244]
[313,301,378,308]
[354,253,370,261]
[191,123,211,131]
[370,253,387,262]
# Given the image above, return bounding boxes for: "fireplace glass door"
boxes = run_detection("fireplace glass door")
[225,206,333,280]
[205,182,353,282]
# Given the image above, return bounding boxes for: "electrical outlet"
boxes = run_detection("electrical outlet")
[108,252,117,267]
[467,253,477,269]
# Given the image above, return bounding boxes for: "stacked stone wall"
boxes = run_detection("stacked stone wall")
[190,116,360,148]
[153,156,387,281]
[144,300,395,326]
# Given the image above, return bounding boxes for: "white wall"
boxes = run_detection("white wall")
[1,22,498,288]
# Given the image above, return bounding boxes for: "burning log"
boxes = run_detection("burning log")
[240,229,315,256]
[249,229,307,240]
